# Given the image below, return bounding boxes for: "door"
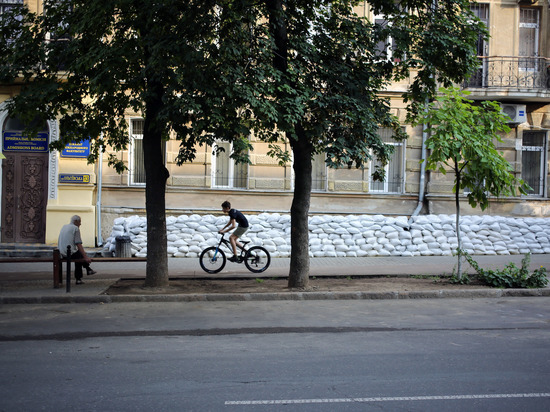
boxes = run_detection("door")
[1,152,48,243]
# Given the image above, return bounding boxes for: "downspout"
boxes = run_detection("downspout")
[410,0,436,223]
[96,146,103,246]
[409,121,428,222]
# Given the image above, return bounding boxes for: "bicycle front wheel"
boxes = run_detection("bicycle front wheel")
[199,247,226,274]
[244,246,271,273]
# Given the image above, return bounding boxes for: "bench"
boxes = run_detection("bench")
[0,248,147,291]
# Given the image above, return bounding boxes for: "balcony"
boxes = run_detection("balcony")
[464,56,550,102]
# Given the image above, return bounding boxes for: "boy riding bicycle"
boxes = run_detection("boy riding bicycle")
[219,201,249,262]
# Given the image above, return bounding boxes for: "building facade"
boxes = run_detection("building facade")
[1,0,549,246]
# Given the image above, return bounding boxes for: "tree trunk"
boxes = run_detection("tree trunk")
[142,80,170,288]
[288,128,313,289]
[265,0,312,288]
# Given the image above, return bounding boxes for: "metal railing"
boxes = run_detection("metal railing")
[465,56,550,90]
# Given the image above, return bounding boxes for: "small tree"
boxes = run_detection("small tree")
[416,87,529,279]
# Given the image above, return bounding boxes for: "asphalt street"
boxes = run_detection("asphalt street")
[0,298,549,411]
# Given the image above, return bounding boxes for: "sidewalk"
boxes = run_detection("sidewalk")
[1,254,549,303]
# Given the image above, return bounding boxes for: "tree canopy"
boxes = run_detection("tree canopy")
[228,0,485,287]
[0,1,486,288]
[0,0,259,286]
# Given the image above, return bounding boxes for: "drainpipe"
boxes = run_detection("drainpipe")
[409,121,428,222]
[410,0,436,223]
[96,146,103,246]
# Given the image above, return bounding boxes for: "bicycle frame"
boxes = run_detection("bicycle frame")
[214,234,249,259]
[200,233,271,274]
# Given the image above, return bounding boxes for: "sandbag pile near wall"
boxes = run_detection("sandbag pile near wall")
[102,213,550,258]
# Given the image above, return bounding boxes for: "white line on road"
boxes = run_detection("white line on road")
[225,393,550,405]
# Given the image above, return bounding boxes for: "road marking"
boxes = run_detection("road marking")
[225,393,550,405]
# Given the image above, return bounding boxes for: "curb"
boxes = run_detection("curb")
[1,288,549,304]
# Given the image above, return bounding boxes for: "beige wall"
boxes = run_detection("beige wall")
[1,1,550,248]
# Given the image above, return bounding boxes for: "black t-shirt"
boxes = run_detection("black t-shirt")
[229,209,249,228]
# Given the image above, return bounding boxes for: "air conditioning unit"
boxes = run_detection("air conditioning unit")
[500,104,527,124]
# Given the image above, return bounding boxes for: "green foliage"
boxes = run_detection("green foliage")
[464,252,549,289]
[450,271,470,285]
[416,87,531,280]
[0,1,488,286]
[416,87,529,210]
[0,0,260,165]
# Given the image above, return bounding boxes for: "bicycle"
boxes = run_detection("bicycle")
[199,234,271,274]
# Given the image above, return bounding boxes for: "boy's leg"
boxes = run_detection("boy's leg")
[229,227,248,262]
[229,234,238,256]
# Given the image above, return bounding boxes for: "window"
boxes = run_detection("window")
[311,153,327,191]
[521,131,547,197]
[0,0,23,42]
[0,0,22,17]
[129,118,165,185]
[519,8,539,71]
[212,141,248,189]
[470,3,489,57]
[374,16,395,61]
[129,119,146,185]
[466,3,489,88]
[369,127,405,193]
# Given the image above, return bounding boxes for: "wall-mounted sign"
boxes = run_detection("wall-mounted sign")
[2,131,49,152]
[58,174,91,184]
[61,139,90,158]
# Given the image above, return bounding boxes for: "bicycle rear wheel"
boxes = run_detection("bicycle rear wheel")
[199,247,226,274]
[244,246,271,273]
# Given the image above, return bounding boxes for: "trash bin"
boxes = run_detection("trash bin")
[115,236,132,258]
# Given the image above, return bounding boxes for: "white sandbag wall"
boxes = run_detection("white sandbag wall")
[102,214,550,258]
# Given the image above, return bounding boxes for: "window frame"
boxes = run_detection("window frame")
[521,130,548,198]
[0,0,23,16]
[128,118,146,186]
[311,152,328,192]
[128,118,166,186]
[518,7,540,72]
[368,127,406,194]
[211,140,249,189]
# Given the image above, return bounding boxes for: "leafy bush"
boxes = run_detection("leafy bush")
[462,252,548,289]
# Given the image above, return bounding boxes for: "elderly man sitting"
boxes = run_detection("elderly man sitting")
[58,215,96,284]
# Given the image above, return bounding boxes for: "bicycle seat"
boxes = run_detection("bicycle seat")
[241,240,250,245]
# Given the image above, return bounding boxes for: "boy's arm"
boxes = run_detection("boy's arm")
[219,219,236,234]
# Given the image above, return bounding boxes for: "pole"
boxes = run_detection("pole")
[66,246,71,293]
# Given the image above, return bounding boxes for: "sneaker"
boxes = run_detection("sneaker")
[75,279,84,285]
[86,268,97,276]
[228,255,238,262]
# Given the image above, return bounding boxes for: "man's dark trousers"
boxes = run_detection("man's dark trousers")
[70,250,90,281]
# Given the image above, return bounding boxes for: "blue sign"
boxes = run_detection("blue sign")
[59,174,91,184]
[3,131,49,152]
[61,139,90,158]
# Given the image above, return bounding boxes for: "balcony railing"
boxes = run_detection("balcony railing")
[466,56,550,90]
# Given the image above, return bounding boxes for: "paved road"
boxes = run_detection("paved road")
[0,298,549,411]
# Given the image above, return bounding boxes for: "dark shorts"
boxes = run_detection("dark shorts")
[233,227,248,238]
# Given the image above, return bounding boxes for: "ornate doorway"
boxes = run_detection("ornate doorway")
[1,152,48,242]
[1,116,50,243]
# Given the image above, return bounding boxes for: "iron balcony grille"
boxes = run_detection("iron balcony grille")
[466,56,550,90]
